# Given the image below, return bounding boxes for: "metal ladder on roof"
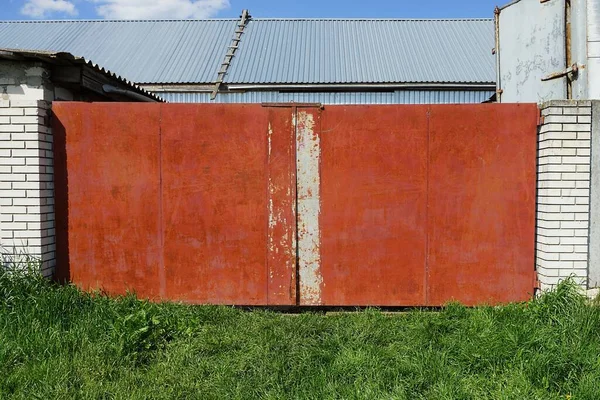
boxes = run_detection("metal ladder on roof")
[211,9,250,100]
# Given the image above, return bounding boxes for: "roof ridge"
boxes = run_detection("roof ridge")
[0,17,494,23]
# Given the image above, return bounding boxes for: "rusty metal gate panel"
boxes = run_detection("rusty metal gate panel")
[53,103,297,305]
[303,104,537,306]
[53,103,163,300]
[427,104,538,306]
[301,106,429,306]
[54,103,537,307]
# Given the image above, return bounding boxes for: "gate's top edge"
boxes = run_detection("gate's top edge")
[261,102,324,109]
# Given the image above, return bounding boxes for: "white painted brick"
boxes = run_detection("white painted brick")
[538,188,562,196]
[539,123,563,133]
[538,164,577,173]
[0,140,25,149]
[539,244,574,253]
[12,165,40,173]
[0,125,24,133]
[559,269,587,277]
[538,140,563,149]
[576,181,590,189]
[12,181,40,190]
[562,156,591,164]
[13,230,42,239]
[539,148,577,157]
[538,235,561,245]
[577,132,591,140]
[544,115,577,124]
[575,213,589,221]
[541,131,577,140]
[561,205,589,213]
[2,222,27,231]
[537,227,574,237]
[576,197,589,205]
[577,148,591,156]
[561,220,588,229]
[560,236,588,245]
[561,188,589,196]
[542,107,564,116]
[0,157,25,165]
[540,181,576,189]
[0,189,25,197]
[0,117,10,124]
[563,107,591,115]
[537,260,574,269]
[574,245,588,253]
[10,100,42,107]
[574,229,589,237]
[538,204,561,213]
[13,214,42,222]
[560,253,588,261]
[538,220,561,229]
[563,123,591,132]
[562,140,590,148]
[538,156,564,166]
[0,173,25,181]
[578,115,592,123]
[0,100,9,108]
[12,149,42,157]
[0,108,24,116]
[2,206,27,214]
[13,198,42,206]
[538,196,575,205]
[561,172,590,180]
[577,164,591,173]
[537,251,561,261]
[11,116,44,125]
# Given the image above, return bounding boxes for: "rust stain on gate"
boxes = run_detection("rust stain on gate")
[53,102,538,306]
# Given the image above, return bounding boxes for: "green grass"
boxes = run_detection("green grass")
[1,270,599,400]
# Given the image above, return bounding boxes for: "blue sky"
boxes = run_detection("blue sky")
[2,0,501,20]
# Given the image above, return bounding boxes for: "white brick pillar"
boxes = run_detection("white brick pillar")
[0,61,56,277]
[536,100,593,290]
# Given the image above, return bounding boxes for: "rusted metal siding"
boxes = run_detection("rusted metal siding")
[53,103,538,306]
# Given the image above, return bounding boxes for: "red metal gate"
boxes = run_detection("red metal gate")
[53,103,537,306]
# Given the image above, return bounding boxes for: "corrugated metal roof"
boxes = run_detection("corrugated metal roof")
[0,20,235,84]
[158,90,494,104]
[0,18,495,85]
[0,48,163,101]
[226,19,495,84]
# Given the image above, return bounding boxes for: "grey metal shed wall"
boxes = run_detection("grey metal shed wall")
[158,90,494,104]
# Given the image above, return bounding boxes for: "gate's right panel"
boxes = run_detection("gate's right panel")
[427,104,538,306]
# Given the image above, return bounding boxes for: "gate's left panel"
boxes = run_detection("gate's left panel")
[54,103,296,306]
[53,103,163,300]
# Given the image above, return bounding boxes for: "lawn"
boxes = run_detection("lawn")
[1,270,599,400]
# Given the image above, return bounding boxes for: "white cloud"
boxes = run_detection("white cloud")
[21,0,78,18]
[89,0,230,19]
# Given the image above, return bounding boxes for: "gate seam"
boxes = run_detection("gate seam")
[425,105,431,306]
[158,104,166,298]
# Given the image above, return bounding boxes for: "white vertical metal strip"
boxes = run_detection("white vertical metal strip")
[296,111,323,305]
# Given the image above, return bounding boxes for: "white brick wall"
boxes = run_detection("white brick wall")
[0,99,55,277]
[537,100,592,290]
